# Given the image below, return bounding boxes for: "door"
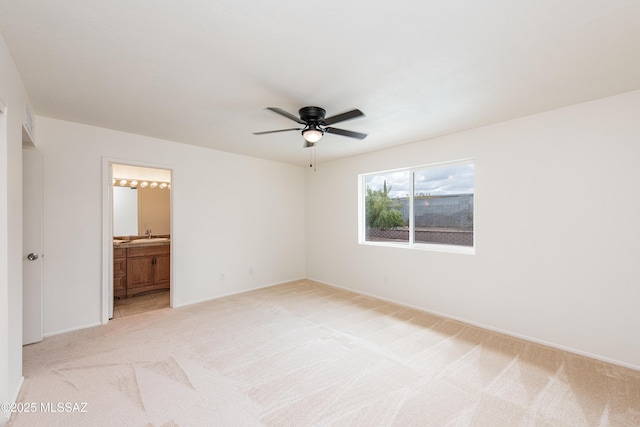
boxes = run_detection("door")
[23,147,43,345]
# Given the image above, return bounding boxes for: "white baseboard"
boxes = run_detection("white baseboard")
[307,277,640,372]
[43,322,102,338]
[172,277,306,308]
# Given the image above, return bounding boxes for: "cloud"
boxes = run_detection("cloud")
[365,170,410,197]
[365,163,474,197]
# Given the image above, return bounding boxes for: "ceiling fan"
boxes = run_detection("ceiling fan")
[253,106,367,147]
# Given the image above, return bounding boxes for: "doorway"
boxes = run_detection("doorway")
[102,160,174,322]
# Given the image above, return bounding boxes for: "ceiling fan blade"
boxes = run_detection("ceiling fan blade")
[266,107,306,125]
[324,127,367,140]
[323,109,364,126]
[253,128,302,135]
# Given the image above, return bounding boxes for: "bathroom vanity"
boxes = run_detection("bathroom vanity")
[113,238,170,299]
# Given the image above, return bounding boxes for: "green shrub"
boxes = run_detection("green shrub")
[366,181,405,229]
[373,208,405,229]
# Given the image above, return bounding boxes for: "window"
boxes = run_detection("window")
[360,160,474,252]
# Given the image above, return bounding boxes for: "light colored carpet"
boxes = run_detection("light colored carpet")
[9,280,640,426]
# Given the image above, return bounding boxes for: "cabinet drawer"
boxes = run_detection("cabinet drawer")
[114,275,126,292]
[113,247,127,258]
[114,258,127,275]
[127,245,170,258]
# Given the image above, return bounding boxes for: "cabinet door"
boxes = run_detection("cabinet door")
[154,254,171,285]
[127,256,154,289]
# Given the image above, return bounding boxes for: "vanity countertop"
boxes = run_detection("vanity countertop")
[114,238,170,248]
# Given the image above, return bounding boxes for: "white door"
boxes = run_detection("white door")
[23,147,43,345]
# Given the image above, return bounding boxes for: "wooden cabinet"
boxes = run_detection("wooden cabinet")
[113,247,127,299]
[113,243,170,299]
[126,245,171,298]
[154,252,171,286]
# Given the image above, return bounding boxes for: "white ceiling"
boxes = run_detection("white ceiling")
[1,1,639,166]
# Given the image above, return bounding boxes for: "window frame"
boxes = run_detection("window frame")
[358,159,475,255]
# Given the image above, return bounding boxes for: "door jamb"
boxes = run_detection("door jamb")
[101,157,175,324]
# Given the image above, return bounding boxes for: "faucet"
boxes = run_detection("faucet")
[145,229,152,239]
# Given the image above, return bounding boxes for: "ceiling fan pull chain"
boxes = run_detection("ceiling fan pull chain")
[309,144,317,171]
[312,145,317,172]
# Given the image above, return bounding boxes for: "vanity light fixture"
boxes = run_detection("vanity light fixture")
[113,178,170,189]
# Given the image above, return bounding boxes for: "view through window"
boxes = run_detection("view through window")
[362,161,474,250]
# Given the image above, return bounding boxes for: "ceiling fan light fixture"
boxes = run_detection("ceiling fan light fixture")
[302,125,323,143]
[255,106,367,149]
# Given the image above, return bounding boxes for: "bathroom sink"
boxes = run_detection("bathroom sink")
[129,237,170,244]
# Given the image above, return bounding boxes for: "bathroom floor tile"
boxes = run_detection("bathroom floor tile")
[113,289,169,318]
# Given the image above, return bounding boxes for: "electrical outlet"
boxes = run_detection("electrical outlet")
[219,273,225,280]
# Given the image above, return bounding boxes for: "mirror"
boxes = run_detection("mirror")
[113,186,138,235]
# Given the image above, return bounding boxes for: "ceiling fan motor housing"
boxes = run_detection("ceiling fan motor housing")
[299,106,326,124]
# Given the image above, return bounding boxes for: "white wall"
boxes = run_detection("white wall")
[37,117,306,335]
[306,90,640,369]
[0,33,28,420]
[138,186,170,235]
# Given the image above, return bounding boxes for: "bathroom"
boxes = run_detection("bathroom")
[111,163,171,318]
